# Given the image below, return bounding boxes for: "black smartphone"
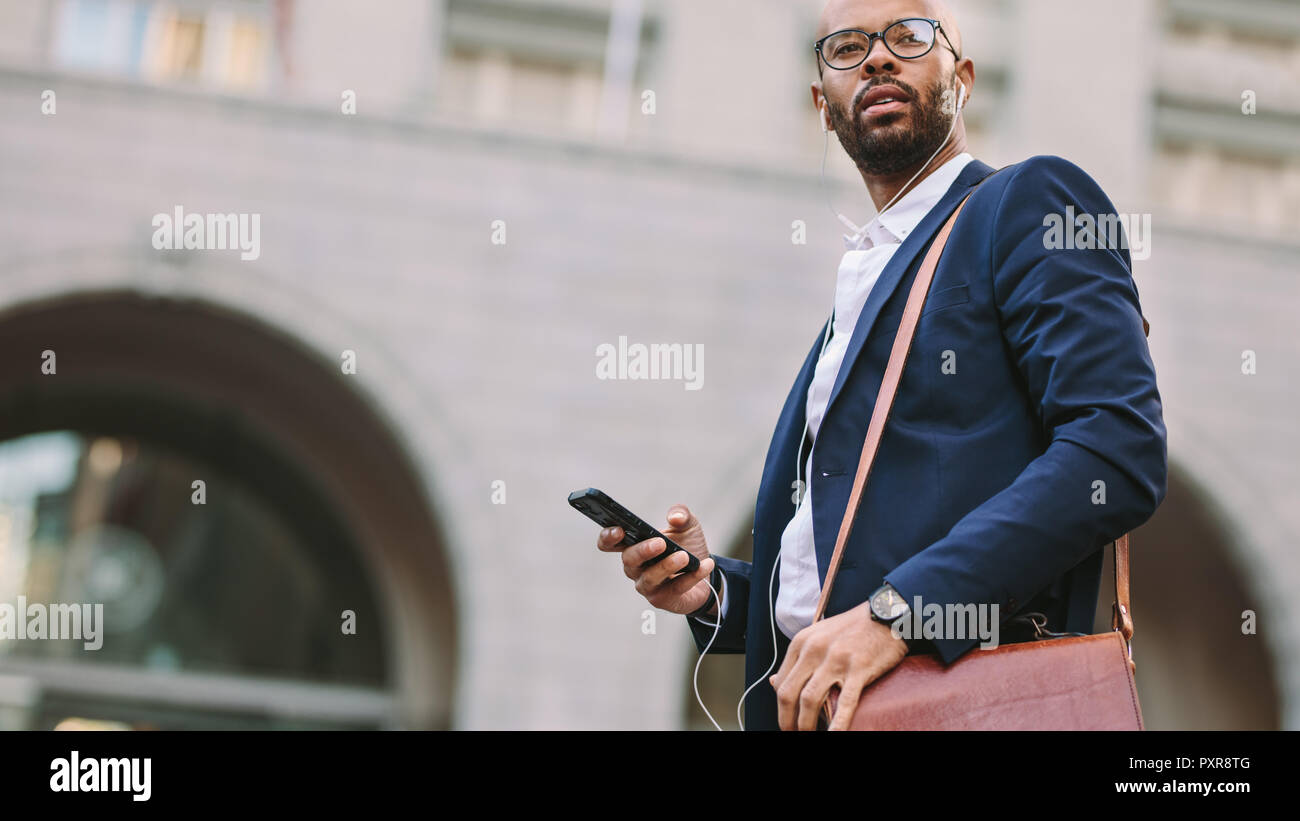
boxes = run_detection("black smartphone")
[568,487,700,574]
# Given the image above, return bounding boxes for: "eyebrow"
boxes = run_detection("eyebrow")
[828,15,927,35]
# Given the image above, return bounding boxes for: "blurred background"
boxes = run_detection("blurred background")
[0,0,1296,730]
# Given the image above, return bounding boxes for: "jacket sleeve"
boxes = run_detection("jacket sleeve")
[883,155,1168,664]
[686,554,752,654]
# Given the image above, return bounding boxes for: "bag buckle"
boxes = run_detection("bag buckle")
[1112,602,1134,661]
[1013,611,1087,641]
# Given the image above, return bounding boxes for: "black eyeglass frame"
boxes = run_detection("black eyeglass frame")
[814,17,961,70]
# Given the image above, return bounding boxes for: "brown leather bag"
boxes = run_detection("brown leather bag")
[815,190,1145,731]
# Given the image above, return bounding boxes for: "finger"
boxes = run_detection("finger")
[657,556,715,600]
[827,675,868,731]
[770,652,813,732]
[632,536,668,564]
[596,526,625,551]
[663,504,698,534]
[640,542,692,585]
[770,631,803,687]
[621,536,666,579]
[635,547,693,594]
[797,675,836,732]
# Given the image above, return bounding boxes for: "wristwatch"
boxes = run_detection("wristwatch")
[868,582,919,650]
[869,582,910,624]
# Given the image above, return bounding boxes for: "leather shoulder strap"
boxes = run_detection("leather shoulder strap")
[811,192,974,624]
[811,183,1140,644]
[1111,533,1133,643]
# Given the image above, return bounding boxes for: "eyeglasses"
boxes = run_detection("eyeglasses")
[815,18,960,71]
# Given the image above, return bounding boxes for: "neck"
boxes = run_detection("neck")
[861,127,967,212]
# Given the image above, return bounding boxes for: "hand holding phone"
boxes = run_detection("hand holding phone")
[571,488,717,617]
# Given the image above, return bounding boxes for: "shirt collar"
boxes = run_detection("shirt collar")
[843,153,974,250]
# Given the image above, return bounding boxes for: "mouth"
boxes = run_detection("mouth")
[860,85,911,118]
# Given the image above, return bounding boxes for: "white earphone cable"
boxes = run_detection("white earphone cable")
[735,553,785,730]
[691,577,724,730]
[819,77,965,240]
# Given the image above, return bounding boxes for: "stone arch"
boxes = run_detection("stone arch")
[0,289,458,727]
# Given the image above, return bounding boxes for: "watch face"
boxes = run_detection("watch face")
[872,586,909,621]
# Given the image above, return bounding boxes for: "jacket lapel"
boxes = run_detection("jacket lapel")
[752,317,830,566]
[820,160,996,432]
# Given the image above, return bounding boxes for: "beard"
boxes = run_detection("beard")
[828,75,955,176]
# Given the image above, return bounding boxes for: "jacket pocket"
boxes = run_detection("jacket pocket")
[865,283,971,346]
[921,283,970,315]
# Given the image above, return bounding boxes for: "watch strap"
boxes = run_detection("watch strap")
[688,563,723,620]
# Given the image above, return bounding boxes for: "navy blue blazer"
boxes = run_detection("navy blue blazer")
[688,156,1168,731]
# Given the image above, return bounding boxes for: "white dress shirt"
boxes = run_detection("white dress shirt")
[695,153,973,638]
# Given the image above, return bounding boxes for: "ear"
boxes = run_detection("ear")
[811,82,833,133]
[954,58,975,111]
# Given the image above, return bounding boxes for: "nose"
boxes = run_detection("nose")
[859,41,900,78]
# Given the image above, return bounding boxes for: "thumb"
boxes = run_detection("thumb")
[666,504,697,531]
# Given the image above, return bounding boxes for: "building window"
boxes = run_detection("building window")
[143,6,206,80]
[435,0,654,138]
[52,0,277,92]
[439,46,602,133]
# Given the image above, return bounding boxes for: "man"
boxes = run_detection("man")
[595,0,1166,730]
